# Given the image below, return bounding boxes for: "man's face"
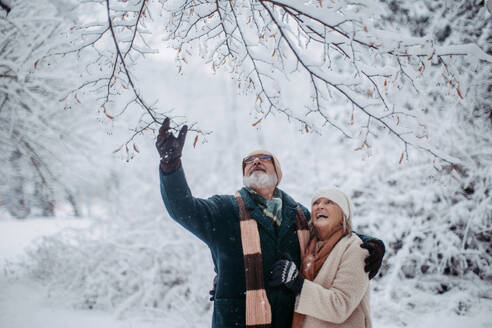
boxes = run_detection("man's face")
[243,154,277,178]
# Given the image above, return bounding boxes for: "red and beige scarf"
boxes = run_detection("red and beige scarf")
[291,224,345,328]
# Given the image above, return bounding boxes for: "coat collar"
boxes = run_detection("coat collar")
[239,188,275,237]
[278,190,299,242]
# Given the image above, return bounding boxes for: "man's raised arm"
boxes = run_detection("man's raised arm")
[156,118,220,246]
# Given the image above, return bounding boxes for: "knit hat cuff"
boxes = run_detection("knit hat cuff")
[311,187,353,220]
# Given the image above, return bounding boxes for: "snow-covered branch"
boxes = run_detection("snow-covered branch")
[0,0,94,218]
[160,0,490,162]
[50,0,207,152]
[58,0,490,162]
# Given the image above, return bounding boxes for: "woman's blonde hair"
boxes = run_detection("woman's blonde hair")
[341,212,353,236]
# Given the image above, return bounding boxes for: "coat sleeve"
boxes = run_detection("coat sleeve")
[159,165,223,246]
[354,232,383,246]
[295,239,370,324]
[300,203,311,222]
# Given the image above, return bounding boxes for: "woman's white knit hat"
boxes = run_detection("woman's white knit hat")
[311,187,353,220]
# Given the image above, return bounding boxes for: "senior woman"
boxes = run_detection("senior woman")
[270,187,371,328]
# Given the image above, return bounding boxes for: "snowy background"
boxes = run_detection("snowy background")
[1,0,491,327]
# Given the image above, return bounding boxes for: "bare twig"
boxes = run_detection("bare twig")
[105,0,158,122]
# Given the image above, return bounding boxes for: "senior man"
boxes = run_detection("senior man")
[156,118,384,328]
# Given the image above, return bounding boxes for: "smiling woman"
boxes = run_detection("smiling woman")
[291,187,370,328]
[269,187,372,328]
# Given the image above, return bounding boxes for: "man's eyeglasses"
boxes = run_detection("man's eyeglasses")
[243,154,273,164]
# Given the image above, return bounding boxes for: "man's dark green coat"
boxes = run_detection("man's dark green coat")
[159,166,310,327]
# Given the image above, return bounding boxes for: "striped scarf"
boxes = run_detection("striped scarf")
[235,192,310,327]
[246,187,283,226]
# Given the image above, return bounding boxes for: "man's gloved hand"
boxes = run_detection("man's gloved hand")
[155,117,188,172]
[270,259,304,295]
[360,239,385,279]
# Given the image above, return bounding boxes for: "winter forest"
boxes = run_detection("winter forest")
[1,0,491,327]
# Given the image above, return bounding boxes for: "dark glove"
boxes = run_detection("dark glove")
[0,1,11,15]
[209,274,218,301]
[360,239,385,279]
[155,117,188,172]
[270,259,304,295]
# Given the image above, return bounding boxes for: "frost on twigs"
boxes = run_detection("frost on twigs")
[53,0,207,157]
[0,0,94,219]
[64,0,491,162]
[161,0,491,162]
[363,148,492,321]
[20,218,212,320]
[350,2,492,319]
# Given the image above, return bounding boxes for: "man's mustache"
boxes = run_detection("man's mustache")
[250,165,266,173]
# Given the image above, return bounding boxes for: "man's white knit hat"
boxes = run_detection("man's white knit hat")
[311,187,353,220]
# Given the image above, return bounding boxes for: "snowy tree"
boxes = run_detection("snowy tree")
[383,0,491,119]
[0,0,99,218]
[66,0,491,162]
[349,0,492,320]
[6,1,490,325]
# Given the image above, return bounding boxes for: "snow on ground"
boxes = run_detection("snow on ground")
[403,311,492,328]
[0,217,208,328]
[0,277,166,328]
[1,218,491,328]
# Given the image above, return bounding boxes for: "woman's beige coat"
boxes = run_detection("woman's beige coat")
[295,234,371,328]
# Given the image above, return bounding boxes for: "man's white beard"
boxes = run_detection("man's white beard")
[243,171,278,190]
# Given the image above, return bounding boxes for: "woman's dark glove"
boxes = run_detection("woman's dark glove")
[270,259,304,295]
[360,239,385,279]
[155,117,188,172]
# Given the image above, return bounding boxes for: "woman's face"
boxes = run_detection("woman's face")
[311,197,343,238]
